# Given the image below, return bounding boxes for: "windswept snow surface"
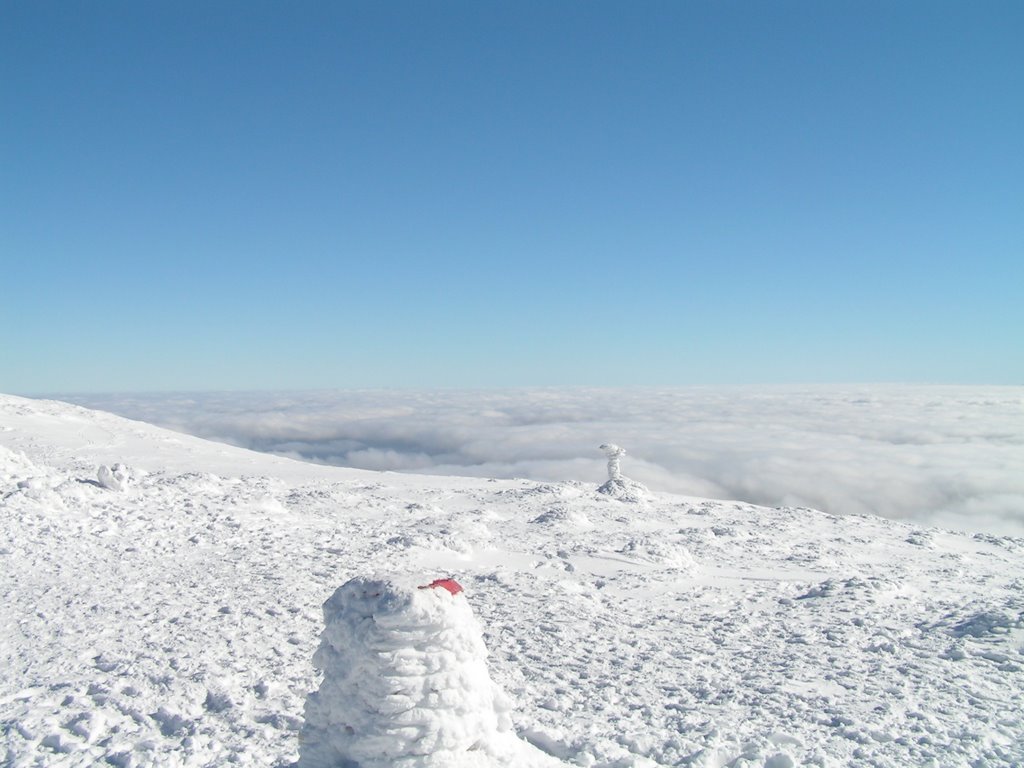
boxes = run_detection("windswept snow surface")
[1,393,1023,767]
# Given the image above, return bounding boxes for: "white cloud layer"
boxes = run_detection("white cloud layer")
[63,386,1024,536]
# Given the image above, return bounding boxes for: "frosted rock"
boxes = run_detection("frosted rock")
[97,463,133,492]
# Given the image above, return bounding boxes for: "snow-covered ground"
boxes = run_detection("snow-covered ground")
[2,393,1022,767]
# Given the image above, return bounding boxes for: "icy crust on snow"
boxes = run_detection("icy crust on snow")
[300,576,562,767]
[2,393,1024,767]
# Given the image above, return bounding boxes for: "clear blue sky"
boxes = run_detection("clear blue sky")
[2,1,1021,393]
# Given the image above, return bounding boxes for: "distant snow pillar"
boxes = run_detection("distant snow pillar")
[596,443,648,502]
[600,443,626,482]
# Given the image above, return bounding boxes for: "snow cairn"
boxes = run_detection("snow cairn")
[299,575,563,768]
[596,443,649,502]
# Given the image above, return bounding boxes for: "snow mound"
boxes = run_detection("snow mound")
[618,535,696,570]
[529,506,592,527]
[597,475,650,502]
[299,575,564,768]
[949,608,1024,638]
[97,463,139,491]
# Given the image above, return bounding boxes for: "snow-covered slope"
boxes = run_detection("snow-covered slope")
[1,393,1022,767]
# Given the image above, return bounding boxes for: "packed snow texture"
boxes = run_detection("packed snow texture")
[1,393,1023,767]
[300,576,563,768]
[62,385,1024,535]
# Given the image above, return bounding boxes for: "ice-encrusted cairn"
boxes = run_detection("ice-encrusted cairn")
[299,575,564,768]
[601,443,625,481]
[596,443,649,502]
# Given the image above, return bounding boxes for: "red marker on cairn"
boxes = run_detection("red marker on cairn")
[418,577,464,596]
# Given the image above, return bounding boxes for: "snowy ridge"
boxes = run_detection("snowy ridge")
[1,393,1023,767]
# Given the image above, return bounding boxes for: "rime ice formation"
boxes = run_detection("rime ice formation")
[299,576,564,768]
[599,443,625,481]
[597,443,649,502]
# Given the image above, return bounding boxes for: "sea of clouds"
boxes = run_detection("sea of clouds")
[62,386,1024,536]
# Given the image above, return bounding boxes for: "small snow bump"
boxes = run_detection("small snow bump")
[204,689,234,713]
